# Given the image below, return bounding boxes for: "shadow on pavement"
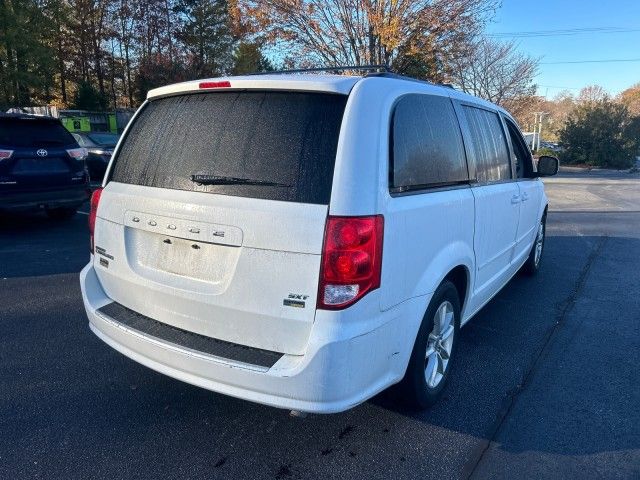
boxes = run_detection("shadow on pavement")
[0,210,89,278]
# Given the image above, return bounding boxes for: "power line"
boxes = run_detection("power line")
[540,58,640,65]
[488,27,640,38]
[538,85,583,90]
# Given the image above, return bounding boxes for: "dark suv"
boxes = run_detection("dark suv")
[0,113,90,219]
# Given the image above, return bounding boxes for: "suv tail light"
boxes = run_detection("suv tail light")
[0,149,13,159]
[67,147,87,160]
[89,188,103,253]
[318,215,384,310]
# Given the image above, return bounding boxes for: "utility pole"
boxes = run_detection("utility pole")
[532,112,547,151]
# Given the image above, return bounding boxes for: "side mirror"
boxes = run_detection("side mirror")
[537,155,559,177]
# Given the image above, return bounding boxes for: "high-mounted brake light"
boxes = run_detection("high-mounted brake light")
[89,188,103,253]
[199,81,231,89]
[318,215,384,310]
[0,149,13,159]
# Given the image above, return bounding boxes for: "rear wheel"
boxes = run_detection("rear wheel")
[521,215,546,275]
[398,280,460,409]
[45,207,77,220]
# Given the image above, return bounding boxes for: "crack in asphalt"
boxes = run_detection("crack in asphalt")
[462,235,608,480]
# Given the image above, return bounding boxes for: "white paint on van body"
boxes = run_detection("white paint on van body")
[81,74,548,413]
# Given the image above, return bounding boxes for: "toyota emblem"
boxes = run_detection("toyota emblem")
[37,149,48,157]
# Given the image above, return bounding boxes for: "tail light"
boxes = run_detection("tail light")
[67,147,88,160]
[89,188,103,253]
[318,215,384,310]
[0,149,13,159]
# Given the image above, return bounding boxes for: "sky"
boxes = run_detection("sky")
[485,0,640,98]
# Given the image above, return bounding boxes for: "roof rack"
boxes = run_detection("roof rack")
[247,65,391,76]
[244,65,456,90]
[364,71,456,89]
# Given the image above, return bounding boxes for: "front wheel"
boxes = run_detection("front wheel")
[521,215,546,275]
[397,280,460,409]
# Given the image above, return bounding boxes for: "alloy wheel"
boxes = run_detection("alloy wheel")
[534,220,545,267]
[424,300,455,389]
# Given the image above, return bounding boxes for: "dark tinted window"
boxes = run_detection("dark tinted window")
[88,133,118,147]
[110,91,348,205]
[390,94,468,190]
[462,106,511,182]
[0,118,77,147]
[504,118,533,178]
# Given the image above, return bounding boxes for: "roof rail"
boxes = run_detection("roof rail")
[246,65,391,76]
[364,71,456,89]
[244,66,456,90]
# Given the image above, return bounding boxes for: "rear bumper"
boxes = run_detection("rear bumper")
[0,186,90,212]
[80,262,428,413]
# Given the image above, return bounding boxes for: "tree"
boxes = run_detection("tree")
[559,98,638,169]
[0,0,57,108]
[577,84,608,104]
[450,38,538,110]
[529,90,577,142]
[234,0,498,80]
[135,53,186,103]
[73,80,108,110]
[176,0,235,77]
[232,41,273,74]
[618,83,640,116]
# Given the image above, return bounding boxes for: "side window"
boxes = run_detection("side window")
[462,106,511,183]
[504,118,534,178]
[390,94,468,191]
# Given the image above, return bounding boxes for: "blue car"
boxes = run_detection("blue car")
[0,113,90,219]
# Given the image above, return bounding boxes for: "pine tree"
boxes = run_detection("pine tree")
[175,0,235,78]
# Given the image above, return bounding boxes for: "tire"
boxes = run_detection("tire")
[521,214,546,276]
[45,207,77,220]
[397,280,461,409]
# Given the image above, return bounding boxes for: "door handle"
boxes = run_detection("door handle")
[511,195,521,205]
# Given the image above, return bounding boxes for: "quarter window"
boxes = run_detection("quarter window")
[390,94,468,191]
[462,106,511,183]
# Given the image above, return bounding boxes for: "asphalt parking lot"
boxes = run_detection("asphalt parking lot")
[1,171,639,479]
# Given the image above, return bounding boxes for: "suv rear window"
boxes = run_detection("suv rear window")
[0,118,76,147]
[110,91,348,205]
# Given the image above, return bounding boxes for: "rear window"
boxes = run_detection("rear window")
[110,91,348,204]
[0,118,77,148]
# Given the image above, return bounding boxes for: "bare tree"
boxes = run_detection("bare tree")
[451,38,539,110]
[577,84,608,104]
[234,0,498,79]
[534,90,576,141]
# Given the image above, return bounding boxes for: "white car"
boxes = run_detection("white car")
[80,72,558,414]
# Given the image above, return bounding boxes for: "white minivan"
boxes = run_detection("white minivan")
[80,71,558,414]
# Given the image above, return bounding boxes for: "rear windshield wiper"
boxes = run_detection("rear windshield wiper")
[190,174,291,187]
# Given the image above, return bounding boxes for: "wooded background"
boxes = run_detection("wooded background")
[1,0,639,167]
[0,0,531,111]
